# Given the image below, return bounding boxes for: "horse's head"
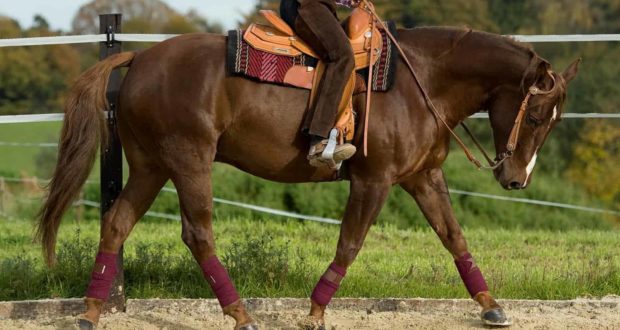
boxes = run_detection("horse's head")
[487,58,580,190]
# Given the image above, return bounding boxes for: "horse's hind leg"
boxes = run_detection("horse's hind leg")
[77,165,167,329]
[171,163,257,330]
[400,168,511,326]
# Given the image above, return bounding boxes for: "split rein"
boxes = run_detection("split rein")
[360,0,557,170]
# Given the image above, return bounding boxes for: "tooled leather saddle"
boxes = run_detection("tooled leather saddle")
[227,7,397,143]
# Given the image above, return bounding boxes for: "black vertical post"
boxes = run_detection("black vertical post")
[99,13,124,312]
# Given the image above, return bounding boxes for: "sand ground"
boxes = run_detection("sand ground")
[1,297,618,329]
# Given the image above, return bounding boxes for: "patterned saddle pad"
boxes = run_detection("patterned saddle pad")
[226,21,398,92]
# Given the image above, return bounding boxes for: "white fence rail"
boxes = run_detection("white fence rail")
[512,34,620,42]
[0,113,65,124]
[1,112,618,125]
[468,113,620,119]
[1,33,620,48]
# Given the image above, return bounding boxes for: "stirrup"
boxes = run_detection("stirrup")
[308,129,356,170]
[321,129,341,170]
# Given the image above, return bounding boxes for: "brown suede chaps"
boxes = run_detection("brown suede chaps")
[283,0,356,138]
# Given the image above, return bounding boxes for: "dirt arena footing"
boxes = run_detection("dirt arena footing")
[1,297,619,329]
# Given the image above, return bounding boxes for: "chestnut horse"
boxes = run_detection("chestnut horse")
[37,26,579,329]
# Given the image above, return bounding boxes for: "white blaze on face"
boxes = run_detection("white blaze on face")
[525,104,558,187]
[523,150,538,187]
[551,106,558,121]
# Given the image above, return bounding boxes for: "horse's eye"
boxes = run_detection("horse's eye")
[526,113,543,127]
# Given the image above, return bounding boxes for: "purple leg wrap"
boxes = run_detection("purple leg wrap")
[86,252,118,301]
[455,252,489,297]
[311,262,347,306]
[200,255,240,308]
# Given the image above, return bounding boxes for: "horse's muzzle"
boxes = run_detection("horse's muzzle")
[493,163,527,190]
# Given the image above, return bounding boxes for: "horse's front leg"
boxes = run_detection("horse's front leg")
[400,168,511,326]
[300,178,391,330]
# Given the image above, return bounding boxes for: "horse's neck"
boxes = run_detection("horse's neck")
[399,28,533,125]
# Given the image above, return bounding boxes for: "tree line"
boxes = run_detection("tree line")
[0,0,222,116]
[0,0,618,212]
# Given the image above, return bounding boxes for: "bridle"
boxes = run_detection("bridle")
[361,0,558,170]
[461,71,557,170]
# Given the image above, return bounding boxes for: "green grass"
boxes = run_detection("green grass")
[0,122,61,176]
[1,217,618,301]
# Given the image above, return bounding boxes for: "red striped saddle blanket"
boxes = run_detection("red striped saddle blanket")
[226,21,398,92]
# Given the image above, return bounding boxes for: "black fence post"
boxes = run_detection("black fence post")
[99,13,125,313]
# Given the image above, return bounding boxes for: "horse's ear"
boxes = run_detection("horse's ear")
[562,58,581,83]
[534,59,552,88]
[536,59,551,76]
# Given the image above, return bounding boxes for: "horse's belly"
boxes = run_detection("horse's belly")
[215,81,336,183]
[215,140,335,184]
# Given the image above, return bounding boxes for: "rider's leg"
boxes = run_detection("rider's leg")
[295,0,357,165]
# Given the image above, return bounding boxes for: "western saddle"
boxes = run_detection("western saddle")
[243,4,382,151]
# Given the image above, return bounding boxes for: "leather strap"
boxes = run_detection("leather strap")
[363,16,376,156]
[460,123,497,166]
[507,75,556,152]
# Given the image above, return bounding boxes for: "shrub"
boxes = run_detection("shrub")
[223,233,290,291]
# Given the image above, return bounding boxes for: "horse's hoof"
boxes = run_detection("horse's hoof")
[238,324,259,330]
[481,308,512,327]
[76,318,96,330]
[297,315,325,330]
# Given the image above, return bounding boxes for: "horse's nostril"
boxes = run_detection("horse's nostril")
[509,181,522,189]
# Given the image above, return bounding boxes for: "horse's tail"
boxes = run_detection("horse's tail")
[36,52,136,266]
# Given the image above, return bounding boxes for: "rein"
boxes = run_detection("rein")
[361,0,556,170]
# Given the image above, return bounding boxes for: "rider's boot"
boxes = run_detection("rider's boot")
[308,136,356,168]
